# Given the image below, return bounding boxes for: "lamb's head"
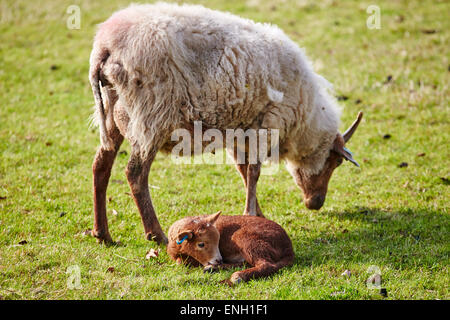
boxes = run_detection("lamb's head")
[287,112,363,210]
[169,211,223,266]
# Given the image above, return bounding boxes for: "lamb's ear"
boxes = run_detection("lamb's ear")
[205,211,222,225]
[176,230,193,244]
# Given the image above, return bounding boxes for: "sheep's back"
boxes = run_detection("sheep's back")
[96,3,304,130]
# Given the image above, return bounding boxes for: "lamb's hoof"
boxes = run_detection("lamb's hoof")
[230,272,243,284]
[203,265,219,274]
[91,229,114,245]
[146,232,168,246]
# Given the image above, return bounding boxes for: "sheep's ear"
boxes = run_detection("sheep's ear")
[205,211,222,225]
[177,230,193,244]
[333,136,360,167]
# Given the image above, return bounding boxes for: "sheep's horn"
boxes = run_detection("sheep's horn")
[343,111,363,143]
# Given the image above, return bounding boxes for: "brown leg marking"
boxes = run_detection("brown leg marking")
[176,255,202,268]
[92,128,123,244]
[236,163,264,217]
[126,150,168,245]
[218,261,246,270]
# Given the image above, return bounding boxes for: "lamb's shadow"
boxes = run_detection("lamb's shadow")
[290,206,448,269]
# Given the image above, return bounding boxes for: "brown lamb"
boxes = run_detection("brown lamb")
[167,211,295,284]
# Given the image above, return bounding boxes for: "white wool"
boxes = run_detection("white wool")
[89,2,341,172]
[267,85,284,103]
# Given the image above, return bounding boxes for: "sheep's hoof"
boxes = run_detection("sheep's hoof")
[146,232,168,246]
[243,210,265,218]
[230,272,243,284]
[91,229,114,245]
[203,265,219,274]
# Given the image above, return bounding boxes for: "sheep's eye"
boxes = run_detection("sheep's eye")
[197,242,205,248]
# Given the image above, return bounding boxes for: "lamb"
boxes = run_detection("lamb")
[89,3,363,245]
[167,211,295,284]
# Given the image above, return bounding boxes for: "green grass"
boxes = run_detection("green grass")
[0,0,449,300]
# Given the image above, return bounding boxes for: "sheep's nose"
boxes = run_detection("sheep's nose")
[214,258,223,265]
[305,194,325,210]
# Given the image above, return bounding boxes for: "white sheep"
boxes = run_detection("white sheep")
[89,2,362,245]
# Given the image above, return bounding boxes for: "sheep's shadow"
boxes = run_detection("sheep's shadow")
[290,206,448,269]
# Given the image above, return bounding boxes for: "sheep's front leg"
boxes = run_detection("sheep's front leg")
[126,150,168,245]
[92,129,123,244]
[236,163,264,217]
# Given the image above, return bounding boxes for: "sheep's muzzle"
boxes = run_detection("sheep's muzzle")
[305,194,325,210]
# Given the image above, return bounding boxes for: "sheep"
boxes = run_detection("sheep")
[89,3,363,245]
[167,211,295,284]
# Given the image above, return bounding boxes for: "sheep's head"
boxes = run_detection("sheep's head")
[289,112,363,210]
[170,211,223,266]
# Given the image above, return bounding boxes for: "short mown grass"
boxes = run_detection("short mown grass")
[0,0,448,299]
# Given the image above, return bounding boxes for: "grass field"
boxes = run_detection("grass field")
[0,0,448,300]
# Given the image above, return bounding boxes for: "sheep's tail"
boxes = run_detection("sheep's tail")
[89,47,114,150]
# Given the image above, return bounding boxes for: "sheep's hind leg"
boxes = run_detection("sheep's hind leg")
[126,149,168,245]
[92,127,123,244]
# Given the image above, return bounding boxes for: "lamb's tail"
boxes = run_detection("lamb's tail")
[89,47,114,150]
[275,252,295,271]
[270,241,296,273]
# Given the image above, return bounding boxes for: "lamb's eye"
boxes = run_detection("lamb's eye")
[197,242,205,248]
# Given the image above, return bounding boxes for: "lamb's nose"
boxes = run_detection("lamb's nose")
[305,194,325,210]
[215,258,223,265]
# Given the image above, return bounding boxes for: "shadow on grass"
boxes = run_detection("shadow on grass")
[291,206,449,269]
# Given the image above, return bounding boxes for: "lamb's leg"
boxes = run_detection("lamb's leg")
[235,163,264,217]
[126,150,168,245]
[176,255,202,267]
[203,261,246,273]
[230,260,282,284]
[92,127,123,244]
[245,162,262,216]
